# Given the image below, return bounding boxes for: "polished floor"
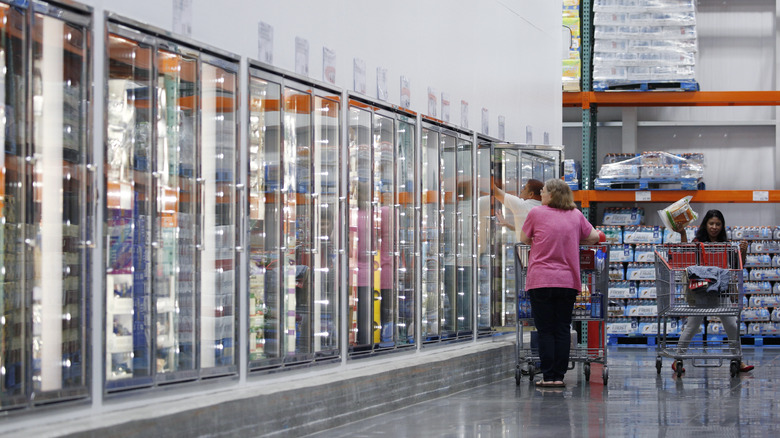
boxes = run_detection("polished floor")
[304,346,780,437]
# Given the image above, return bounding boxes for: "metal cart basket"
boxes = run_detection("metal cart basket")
[515,243,610,385]
[654,243,744,377]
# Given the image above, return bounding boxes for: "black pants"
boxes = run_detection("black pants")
[529,288,577,382]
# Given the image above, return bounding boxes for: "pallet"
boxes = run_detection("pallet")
[593,80,700,92]
[607,334,667,346]
[595,178,702,191]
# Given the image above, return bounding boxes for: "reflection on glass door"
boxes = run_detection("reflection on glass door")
[29,8,90,403]
[199,60,237,372]
[1,3,28,407]
[312,94,339,354]
[495,148,521,329]
[440,134,456,338]
[395,119,415,345]
[476,144,492,331]
[248,76,282,367]
[456,137,473,333]
[347,106,371,350]
[154,49,198,379]
[282,87,311,360]
[475,143,564,332]
[348,101,417,353]
[105,31,153,389]
[420,128,440,340]
[373,114,394,346]
[249,69,341,367]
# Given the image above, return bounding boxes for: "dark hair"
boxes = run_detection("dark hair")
[695,209,727,242]
[526,179,544,197]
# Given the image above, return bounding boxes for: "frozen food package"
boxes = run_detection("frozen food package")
[658,196,698,230]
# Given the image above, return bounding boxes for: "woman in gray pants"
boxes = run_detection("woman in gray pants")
[673,209,753,373]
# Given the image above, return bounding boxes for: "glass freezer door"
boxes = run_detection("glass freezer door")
[199,59,237,373]
[456,136,473,334]
[281,86,312,360]
[105,31,154,389]
[478,143,563,330]
[312,94,340,355]
[395,118,415,345]
[440,134,456,338]
[420,128,440,340]
[248,76,282,367]
[154,48,198,379]
[0,3,28,407]
[347,106,372,349]
[373,114,394,345]
[28,7,91,402]
[475,144,492,331]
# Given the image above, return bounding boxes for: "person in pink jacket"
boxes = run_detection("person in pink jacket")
[520,179,602,388]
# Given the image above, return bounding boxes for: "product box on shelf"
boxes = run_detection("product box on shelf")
[562,1,581,92]
[742,307,771,322]
[732,226,775,240]
[662,226,697,244]
[640,320,679,336]
[603,207,644,226]
[743,281,772,295]
[633,244,656,262]
[609,244,634,262]
[609,280,636,299]
[623,226,663,244]
[626,262,655,281]
[609,262,625,280]
[598,226,623,244]
[750,268,780,281]
[637,281,656,298]
[607,320,639,335]
[563,159,580,189]
[749,295,780,308]
[625,302,657,317]
[748,240,780,254]
[595,151,703,190]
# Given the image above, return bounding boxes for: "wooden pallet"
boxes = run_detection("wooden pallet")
[593,80,700,92]
[595,178,702,191]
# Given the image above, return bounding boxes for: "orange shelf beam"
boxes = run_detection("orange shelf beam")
[563,91,780,108]
[574,190,780,208]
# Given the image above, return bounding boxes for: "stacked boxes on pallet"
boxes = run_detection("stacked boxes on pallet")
[563,0,582,91]
[601,215,780,341]
[592,0,699,91]
[595,151,704,190]
[733,226,780,337]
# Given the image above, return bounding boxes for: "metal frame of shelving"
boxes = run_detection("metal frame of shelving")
[568,1,780,211]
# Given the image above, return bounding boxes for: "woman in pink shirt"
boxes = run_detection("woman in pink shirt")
[520,179,601,388]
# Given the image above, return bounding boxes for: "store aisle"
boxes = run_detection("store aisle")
[303,346,780,437]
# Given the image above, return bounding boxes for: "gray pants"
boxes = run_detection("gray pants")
[677,315,741,356]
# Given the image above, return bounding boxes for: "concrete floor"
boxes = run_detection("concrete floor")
[303,346,780,437]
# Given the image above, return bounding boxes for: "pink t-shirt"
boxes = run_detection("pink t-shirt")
[521,205,594,291]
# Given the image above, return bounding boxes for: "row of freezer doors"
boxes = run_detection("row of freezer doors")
[0,1,562,411]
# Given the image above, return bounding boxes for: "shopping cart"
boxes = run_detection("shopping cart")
[515,243,610,385]
[654,243,744,377]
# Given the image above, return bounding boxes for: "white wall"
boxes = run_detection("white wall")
[84,0,562,144]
